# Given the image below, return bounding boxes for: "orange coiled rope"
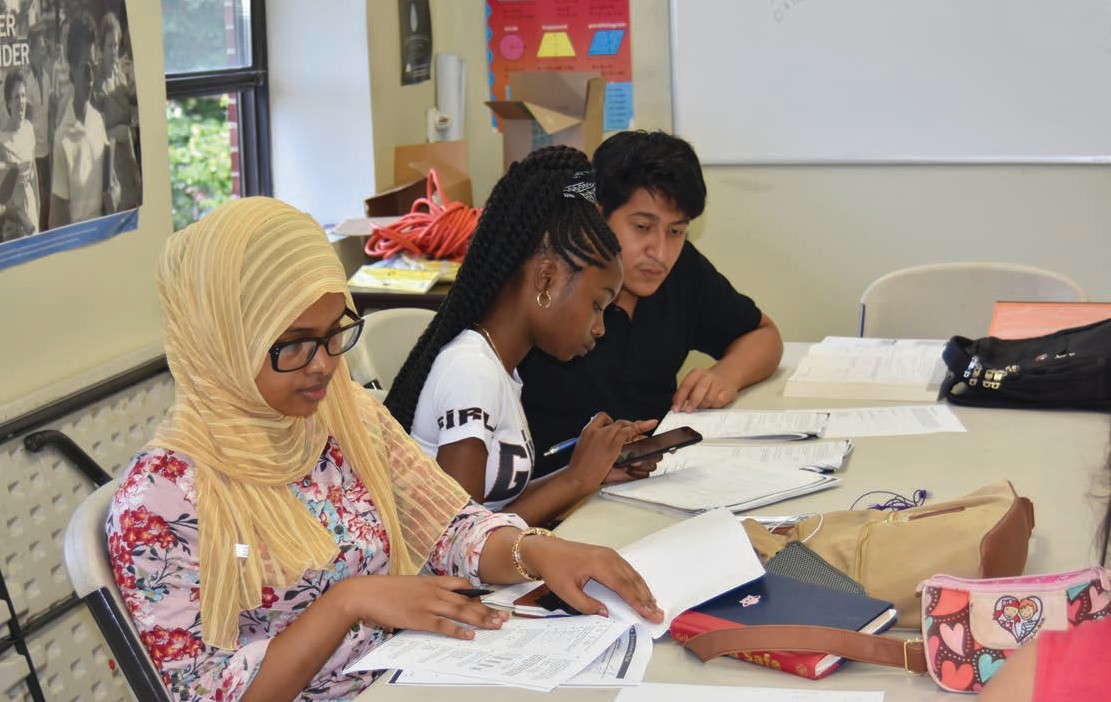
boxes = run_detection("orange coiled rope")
[363,168,481,261]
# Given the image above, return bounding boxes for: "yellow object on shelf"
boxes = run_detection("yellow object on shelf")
[348,266,441,293]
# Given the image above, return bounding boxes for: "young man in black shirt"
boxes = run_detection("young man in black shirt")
[519,131,783,475]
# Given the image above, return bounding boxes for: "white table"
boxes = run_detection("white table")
[358,343,1110,701]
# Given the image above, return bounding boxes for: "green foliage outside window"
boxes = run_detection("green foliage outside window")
[166,96,233,231]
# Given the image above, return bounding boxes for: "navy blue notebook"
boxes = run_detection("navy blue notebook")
[686,571,896,629]
[671,572,897,679]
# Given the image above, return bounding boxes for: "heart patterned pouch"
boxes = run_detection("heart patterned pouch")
[918,566,1111,693]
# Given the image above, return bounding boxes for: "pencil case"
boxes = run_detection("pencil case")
[918,566,1111,692]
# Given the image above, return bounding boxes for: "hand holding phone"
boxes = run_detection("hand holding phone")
[612,426,703,468]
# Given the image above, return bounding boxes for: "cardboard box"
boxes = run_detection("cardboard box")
[486,71,606,170]
[363,140,473,217]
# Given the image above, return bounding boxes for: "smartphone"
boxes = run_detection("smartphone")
[613,426,702,468]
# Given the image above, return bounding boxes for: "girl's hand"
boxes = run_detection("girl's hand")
[519,536,663,624]
[338,575,508,640]
[566,414,656,487]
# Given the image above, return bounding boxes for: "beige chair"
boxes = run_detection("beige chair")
[64,482,172,702]
[347,307,435,391]
[859,262,1086,339]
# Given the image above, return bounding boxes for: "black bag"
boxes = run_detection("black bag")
[940,318,1111,408]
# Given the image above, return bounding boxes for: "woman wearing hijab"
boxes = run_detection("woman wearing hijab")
[107,197,662,701]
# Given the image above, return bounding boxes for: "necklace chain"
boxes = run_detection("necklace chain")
[473,323,507,369]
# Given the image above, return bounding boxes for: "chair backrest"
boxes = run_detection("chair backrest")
[347,307,435,391]
[859,262,1086,339]
[64,482,171,702]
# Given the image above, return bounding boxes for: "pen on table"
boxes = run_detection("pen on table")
[542,437,579,457]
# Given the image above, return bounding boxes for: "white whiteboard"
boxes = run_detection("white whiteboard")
[670,0,1111,164]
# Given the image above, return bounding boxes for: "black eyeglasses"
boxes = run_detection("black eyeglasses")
[268,308,364,372]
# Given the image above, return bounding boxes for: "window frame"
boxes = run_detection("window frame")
[163,0,272,197]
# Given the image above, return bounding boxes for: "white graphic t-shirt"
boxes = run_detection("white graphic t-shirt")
[411,329,535,510]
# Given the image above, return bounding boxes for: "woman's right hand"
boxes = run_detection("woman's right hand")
[566,413,655,488]
[337,575,507,640]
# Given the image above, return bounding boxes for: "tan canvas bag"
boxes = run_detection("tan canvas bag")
[741,481,1035,628]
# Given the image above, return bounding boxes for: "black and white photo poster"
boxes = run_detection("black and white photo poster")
[0,0,141,271]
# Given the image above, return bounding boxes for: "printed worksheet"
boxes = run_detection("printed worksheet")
[656,440,854,475]
[822,404,966,437]
[657,409,830,440]
[345,615,629,691]
[386,624,652,687]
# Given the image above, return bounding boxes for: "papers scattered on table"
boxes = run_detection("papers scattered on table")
[386,624,652,688]
[784,337,947,402]
[601,457,840,516]
[663,405,965,440]
[823,404,966,438]
[656,409,829,441]
[345,615,630,692]
[656,440,854,475]
[615,682,884,701]
[350,509,763,690]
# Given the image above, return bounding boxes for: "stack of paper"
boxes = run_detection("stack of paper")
[784,337,947,402]
[601,457,840,516]
[384,624,652,687]
[656,409,830,440]
[655,440,854,475]
[346,509,764,691]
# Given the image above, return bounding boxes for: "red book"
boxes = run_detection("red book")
[669,572,897,680]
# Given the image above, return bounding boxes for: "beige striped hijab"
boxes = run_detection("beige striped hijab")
[152,197,469,650]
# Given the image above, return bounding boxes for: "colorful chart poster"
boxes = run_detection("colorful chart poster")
[486,0,632,131]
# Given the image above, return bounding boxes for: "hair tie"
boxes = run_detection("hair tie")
[562,171,597,204]
[850,488,929,511]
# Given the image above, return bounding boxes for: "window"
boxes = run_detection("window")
[162,0,270,230]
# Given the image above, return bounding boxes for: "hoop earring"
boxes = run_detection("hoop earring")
[536,290,552,309]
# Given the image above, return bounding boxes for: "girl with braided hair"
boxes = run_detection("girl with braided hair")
[386,146,657,527]
[108,197,662,700]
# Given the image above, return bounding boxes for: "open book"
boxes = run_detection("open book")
[487,509,765,639]
[783,337,947,402]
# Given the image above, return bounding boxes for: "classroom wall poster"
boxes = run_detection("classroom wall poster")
[486,0,632,132]
[399,0,432,85]
[0,0,141,272]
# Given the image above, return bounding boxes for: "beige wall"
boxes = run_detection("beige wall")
[0,1,171,418]
[367,0,1111,342]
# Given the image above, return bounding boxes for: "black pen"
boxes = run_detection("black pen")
[452,587,493,599]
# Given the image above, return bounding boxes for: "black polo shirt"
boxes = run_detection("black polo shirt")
[519,241,763,476]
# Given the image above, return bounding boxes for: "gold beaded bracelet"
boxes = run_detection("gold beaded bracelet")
[511,527,554,581]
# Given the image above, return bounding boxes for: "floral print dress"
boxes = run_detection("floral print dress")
[107,438,526,701]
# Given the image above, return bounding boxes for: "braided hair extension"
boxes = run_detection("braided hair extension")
[385,145,620,431]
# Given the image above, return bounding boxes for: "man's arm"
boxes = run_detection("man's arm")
[672,314,783,412]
